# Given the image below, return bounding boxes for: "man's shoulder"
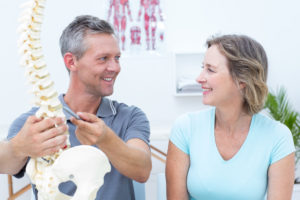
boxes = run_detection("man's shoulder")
[7,107,39,140]
[15,107,39,121]
[108,99,149,128]
[110,99,145,115]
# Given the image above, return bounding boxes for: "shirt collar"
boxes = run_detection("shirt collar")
[58,94,116,120]
[96,97,117,117]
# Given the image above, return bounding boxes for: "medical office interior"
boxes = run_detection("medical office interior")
[0,0,300,199]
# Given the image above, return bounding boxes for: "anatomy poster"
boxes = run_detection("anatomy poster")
[105,0,166,52]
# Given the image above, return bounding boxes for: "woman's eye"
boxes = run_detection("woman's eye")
[208,68,214,72]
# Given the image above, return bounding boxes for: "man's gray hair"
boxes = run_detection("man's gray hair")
[59,15,115,60]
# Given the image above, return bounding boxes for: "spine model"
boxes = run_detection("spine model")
[18,0,70,198]
[17,1,111,199]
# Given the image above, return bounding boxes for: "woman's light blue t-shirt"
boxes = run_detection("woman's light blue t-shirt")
[170,107,295,200]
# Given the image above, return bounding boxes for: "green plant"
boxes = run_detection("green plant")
[264,87,300,164]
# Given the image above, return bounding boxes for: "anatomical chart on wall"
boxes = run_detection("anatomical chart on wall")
[105,0,166,52]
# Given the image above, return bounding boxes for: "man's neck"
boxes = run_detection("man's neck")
[64,91,102,115]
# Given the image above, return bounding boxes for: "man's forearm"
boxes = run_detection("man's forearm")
[98,128,152,182]
[0,140,27,175]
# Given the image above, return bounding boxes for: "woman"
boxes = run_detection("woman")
[166,35,295,200]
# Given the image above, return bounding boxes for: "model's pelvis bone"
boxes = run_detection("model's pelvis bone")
[26,145,111,200]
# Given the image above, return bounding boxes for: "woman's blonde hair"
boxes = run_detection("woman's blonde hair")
[206,35,268,115]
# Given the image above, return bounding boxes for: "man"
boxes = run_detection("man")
[2,15,152,199]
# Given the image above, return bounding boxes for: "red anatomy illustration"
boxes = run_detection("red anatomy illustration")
[137,0,164,50]
[130,26,141,45]
[107,0,133,50]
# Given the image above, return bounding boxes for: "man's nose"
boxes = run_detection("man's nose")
[107,59,120,72]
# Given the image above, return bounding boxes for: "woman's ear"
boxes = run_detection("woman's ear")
[64,52,77,72]
[239,81,246,89]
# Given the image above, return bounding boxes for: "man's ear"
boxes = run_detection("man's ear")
[64,52,77,72]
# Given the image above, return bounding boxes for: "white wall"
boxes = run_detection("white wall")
[1,0,299,133]
[1,0,300,199]
[165,0,300,111]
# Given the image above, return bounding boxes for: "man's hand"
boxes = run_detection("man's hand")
[70,112,108,146]
[11,116,68,159]
[71,112,151,182]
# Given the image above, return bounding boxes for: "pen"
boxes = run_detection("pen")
[63,106,81,120]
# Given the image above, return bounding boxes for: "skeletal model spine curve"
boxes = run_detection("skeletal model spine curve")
[18,0,64,119]
[17,1,111,199]
[18,0,71,197]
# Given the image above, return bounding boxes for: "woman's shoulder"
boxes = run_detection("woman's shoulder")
[172,107,214,131]
[254,112,295,164]
[179,107,215,121]
[254,112,292,137]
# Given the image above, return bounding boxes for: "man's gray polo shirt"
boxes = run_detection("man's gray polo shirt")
[7,94,150,200]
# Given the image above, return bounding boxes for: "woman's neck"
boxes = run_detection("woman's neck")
[215,106,252,136]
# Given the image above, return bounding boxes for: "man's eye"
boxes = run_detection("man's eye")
[99,57,107,61]
[115,56,120,61]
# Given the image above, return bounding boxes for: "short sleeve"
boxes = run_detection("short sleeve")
[270,124,295,165]
[170,114,191,155]
[124,107,150,145]
[7,115,27,140]
[7,107,38,140]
